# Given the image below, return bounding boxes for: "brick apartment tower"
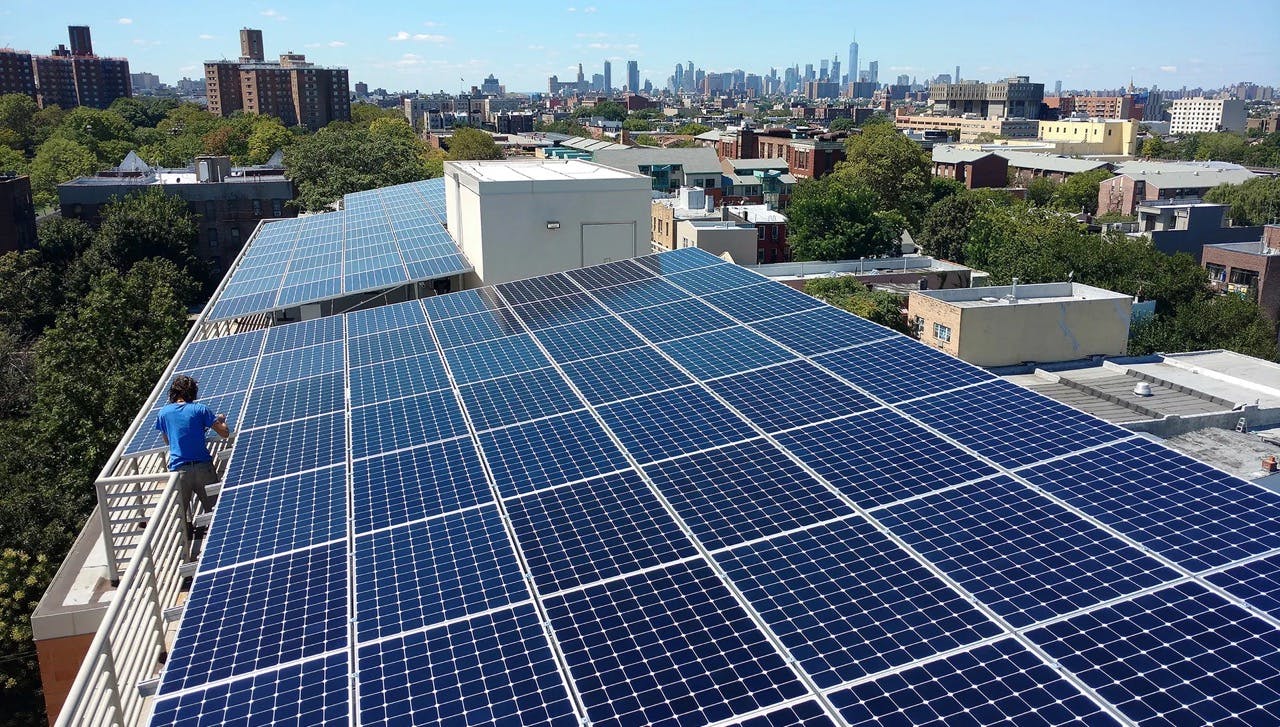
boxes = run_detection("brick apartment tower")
[205,29,350,127]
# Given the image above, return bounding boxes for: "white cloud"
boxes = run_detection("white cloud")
[566,6,576,11]
[1160,65,1177,73]
[198,33,216,40]
[260,8,287,21]
[328,40,346,47]
[389,30,449,42]
[423,21,441,27]
[117,18,133,25]
[583,5,597,12]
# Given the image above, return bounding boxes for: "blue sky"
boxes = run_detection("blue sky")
[1,0,1276,94]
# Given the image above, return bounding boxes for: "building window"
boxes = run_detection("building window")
[271,199,283,217]
[1205,263,1227,283]
[208,229,219,246]
[933,322,952,342]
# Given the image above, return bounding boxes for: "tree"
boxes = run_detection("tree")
[803,276,910,333]
[85,188,208,295]
[28,137,97,208]
[0,146,26,175]
[446,127,504,161]
[1141,135,1170,159]
[245,119,293,166]
[0,547,55,723]
[1205,177,1280,226]
[535,120,590,136]
[622,117,653,132]
[0,94,38,153]
[827,117,856,132]
[350,103,400,127]
[1053,168,1112,215]
[786,176,905,261]
[286,125,437,210]
[917,193,984,263]
[838,122,932,230]
[1129,295,1278,360]
[0,252,60,339]
[674,122,711,136]
[1025,176,1058,207]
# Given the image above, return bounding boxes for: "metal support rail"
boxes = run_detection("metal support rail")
[56,472,187,727]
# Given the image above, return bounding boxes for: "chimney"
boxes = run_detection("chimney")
[1264,225,1280,252]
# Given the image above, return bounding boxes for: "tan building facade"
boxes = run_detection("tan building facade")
[909,282,1132,366]
[1036,118,1139,156]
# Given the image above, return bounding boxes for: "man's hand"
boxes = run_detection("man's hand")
[211,413,231,438]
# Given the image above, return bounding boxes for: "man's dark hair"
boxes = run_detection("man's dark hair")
[169,375,199,403]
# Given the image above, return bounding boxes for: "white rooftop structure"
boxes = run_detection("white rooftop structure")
[448,158,641,184]
[918,281,1130,308]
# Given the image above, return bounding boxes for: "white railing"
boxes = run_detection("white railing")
[56,473,188,727]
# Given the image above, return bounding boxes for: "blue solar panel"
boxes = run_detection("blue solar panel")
[495,273,581,305]
[1207,553,1280,620]
[239,371,344,430]
[545,560,808,726]
[150,652,349,727]
[356,604,577,727]
[506,470,698,594]
[1021,437,1280,571]
[172,357,259,397]
[430,307,525,349]
[532,314,646,363]
[350,389,465,459]
[827,639,1116,726]
[421,286,506,320]
[644,438,854,552]
[477,409,630,498]
[511,291,609,330]
[160,542,347,693]
[178,329,266,370]
[458,367,583,431]
[727,702,837,727]
[253,340,344,385]
[223,411,345,487]
[704,282,824,323]
[707,360,879,432]
[815,335,995,404]
[346,299,427,336]
[443,333,549,385]
[775,408,999,509]
[903,379,1133,469]
[658,325,796,379]
[667,261,766,295]
[879,475,1181,628]
[352,436,491,533]
[1027,582,1280,726]
[597,385,757,464]
[349,351,449,407]
[718,518,1003,688]
[262,316,345,353]
[749,306,893,356]
[620,297,736,343]
[347,324,435,368]
[201,465,347,571]
[565,259,654,289]
[632,246,724,274]
[561,346,693,405]
[355,505,525,641]
[589,276,690,312]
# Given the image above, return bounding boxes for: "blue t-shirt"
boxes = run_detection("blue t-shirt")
[155,402,216,470]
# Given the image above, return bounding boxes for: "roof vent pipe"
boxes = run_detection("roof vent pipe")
[1010,277,1019,302]
[1133,381,1153,397]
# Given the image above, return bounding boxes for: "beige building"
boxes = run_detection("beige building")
[444,159,653,286]
[675,219,757,265]
[894,114,1039,142]
[1036,118,1139,156]
[652,187,719,250]
[1170,98,1246,135]
[909,282,1132,367]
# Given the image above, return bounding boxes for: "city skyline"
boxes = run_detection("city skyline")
[0,0,1277,94]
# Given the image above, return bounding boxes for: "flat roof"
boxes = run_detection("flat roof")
[916,281,1129,308]
[448,158,647,182]
[726,204,787,223]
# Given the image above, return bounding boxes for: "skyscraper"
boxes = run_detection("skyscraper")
[603,60,611,93]
[627,60,640,93]
[955,65,961,83]
[685,61,694,92]
[820,59,829,81]
[1055,79,1062,95]
[869,60,879,85]
[848,39,858,86]
[831,57,841,88]
[240,28,264,63]
[67,25,92,56]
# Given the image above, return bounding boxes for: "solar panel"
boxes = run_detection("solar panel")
[152,246,1280,726]
[206,179,471,322]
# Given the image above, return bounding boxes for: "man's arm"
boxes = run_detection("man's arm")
[211,413,231,439]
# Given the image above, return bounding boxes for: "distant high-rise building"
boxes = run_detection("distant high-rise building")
[354,81,368,96]
[869,60,879,85]
[480,74,502,95]
[930,75,1044,119]
[820,59,829,81]
[576,63,585,94]
[897,74,910,87]
[603,60,612,93]
[130,72,160,93]
[0,49,36,99]
[1054,79,1062,95]
[685,61,694,92]
[831,57,841,88]
[591,73,604,92]
[239,28,264,63]
[67,26,92,56]
[23,26,131,110]
[627,60,640,93]
[205,30,349,126]
[672,63,683,92]
[804,63,815,82]
[955,66,960,84]
[848,39,859,87]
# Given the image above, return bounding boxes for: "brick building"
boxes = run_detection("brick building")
[931,147,1009,189]
[929,76,1045,119]
[0,173,37,253]
[1098,163,1257,216]
[24,26,131,110]
[753,130,847,179]
[204,29,349,127]
[1202,226,1280,319]
[0,49,36,98]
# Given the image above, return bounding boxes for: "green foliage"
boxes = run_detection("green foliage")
[0,146,25,175]
[349,103,402,128]
[673,122,712,136]
[1129,295,1279,360]
[1052,168,1112,215]
[0,95,38,153]
[786,176,905,261]
[286,125,438,210]
[0,252,60,340]
[1142,131,1280,167]
[622,117,653,132]
[446,127,504,161]
[1204,177,1280,226]
[534,120,591,136]
[245,117,293,165]
[1025,176,1058,206]
[0,547,54,722]
[87,188,208,296]
[573,100,627,122]
[838,122,932,230]
[28,137,97,208]
[826,117,856,132]
[1140,135,1169,158]
[917,192,986,263]
[803,276,909,333]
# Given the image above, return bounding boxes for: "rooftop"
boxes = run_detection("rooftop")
[917,281,1129,308]
[991,149,1114,174]
[932,146,999,164]
[449,158,645,183]
[593,146,726,175]
[726,204,787,223]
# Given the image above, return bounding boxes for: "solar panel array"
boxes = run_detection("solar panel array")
[206,178,469,322]
[149,247,1280,726]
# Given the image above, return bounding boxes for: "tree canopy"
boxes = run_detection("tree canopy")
[1204,177,1280,226]
[786,176,905,261]
[446,127,505,161]
[803,276,909,334]
[838,122,932,230]
[1052,168,1112,215]
[286,124,440,210]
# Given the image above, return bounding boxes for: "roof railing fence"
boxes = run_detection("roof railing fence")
[56,472,186,727]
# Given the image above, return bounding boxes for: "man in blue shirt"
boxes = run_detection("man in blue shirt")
[155,375,231,530]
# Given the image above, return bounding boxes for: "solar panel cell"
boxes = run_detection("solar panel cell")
[239,371,344,430]
[532,315,646,363]
[620,297,736,343]
[749,307,892,356]
[658,325,796,379]
[597,385,756,464]
[458,367,583,431]
[352,436,492,533]
[561,346,693,405]
[478,410,629,498]
[443,334,549,385]
[703,282,823,324]
[223,411,346,487]
[706,360,879,432]
[350,389,466,459]
[150,652,349,727]
[815,335,994,404]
